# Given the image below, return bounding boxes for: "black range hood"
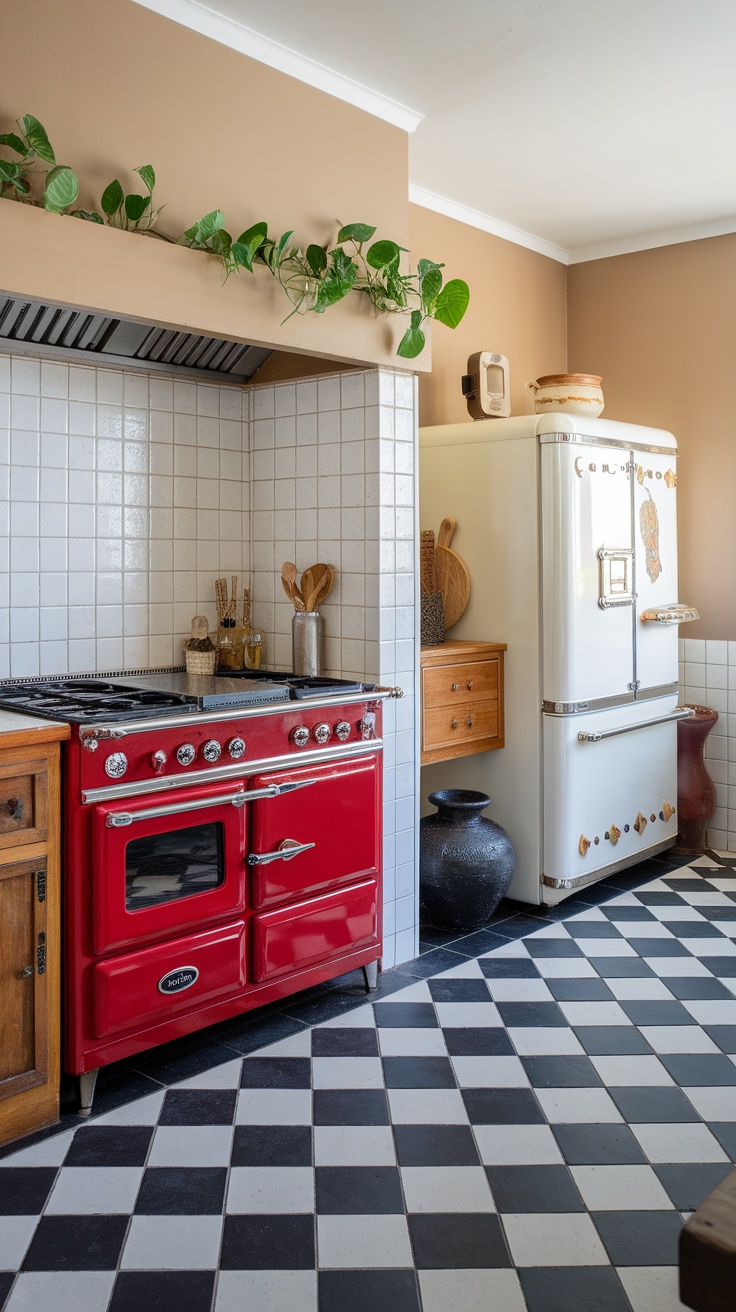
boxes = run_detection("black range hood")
[0,292,273,383]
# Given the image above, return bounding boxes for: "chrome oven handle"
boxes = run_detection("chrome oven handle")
[104,778,319,827]
[578,706,695,744]
[248,838,316,865]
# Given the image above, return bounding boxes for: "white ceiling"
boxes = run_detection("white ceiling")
[134,0,736,263]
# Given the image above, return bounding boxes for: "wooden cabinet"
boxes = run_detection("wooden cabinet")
[0,723,68,1147]
[420,640,506,765]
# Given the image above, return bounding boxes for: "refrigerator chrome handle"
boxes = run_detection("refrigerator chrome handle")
[578,707,695,744]
[247,838,316,865]
[598,547,634,610]
[640,605,700,625]
[599,595,635,610]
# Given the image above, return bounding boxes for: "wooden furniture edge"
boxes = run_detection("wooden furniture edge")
[679,1166,736,1311]
[0,724,70,751]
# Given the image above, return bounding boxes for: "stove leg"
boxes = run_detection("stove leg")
[78,1069,99,1117]
[362,961,378,993]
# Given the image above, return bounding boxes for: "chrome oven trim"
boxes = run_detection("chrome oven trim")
[82,740,383,805]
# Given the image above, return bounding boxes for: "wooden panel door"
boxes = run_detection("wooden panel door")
[0,758,48,850]
[0,857,48,1100]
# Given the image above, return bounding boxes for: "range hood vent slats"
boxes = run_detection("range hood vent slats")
[0,293,272,383]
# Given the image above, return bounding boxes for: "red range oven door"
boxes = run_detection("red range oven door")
[248,755,381,909]
[91,782,247,955]
[252,880,379,984]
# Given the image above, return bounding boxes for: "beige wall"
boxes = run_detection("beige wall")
[0,0,417,369]
[568,235,736,639]
[409,205,568,426]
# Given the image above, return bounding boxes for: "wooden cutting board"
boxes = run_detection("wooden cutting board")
[434,544,470,630]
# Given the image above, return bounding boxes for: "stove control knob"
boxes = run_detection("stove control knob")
[202,740,222,763]
[335,721,351,742]
[359,712,377,741]
[227,737,246,760]
[291,726,310,748]
[176,743,196,767]
[151,750,167,774]
[104,751,128,779]
[313,722,332,745]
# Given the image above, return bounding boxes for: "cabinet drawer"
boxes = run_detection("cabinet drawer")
[423,700,500,752]
[251,880,378,984]
[0,760,48,849]
[423,660,498,709]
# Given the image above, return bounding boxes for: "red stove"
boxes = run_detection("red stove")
[0,672,396,1112]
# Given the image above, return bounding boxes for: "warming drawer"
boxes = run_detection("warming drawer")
[251,879,379,983]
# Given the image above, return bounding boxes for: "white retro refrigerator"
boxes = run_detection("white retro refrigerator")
[419,414,698,906]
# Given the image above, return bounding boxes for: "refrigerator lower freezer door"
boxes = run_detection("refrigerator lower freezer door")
[542,695,680,904]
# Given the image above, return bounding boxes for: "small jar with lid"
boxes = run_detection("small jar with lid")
[217,620,245,671]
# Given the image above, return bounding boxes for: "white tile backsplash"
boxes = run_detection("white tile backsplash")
[680,635,736,852]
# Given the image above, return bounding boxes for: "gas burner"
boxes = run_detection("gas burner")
[0,679,201,724]
[214,670,372,698]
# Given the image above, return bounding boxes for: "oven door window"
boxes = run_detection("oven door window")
[125,821,224,912]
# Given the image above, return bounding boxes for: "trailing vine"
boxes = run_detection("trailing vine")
[0,112,469,359]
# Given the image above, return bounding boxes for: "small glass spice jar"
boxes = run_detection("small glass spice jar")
[216,619,245,671]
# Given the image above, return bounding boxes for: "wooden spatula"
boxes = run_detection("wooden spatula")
[438,516,456,549]
[302,563,332,612]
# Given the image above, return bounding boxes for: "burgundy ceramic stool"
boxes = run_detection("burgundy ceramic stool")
[674,705,719,855]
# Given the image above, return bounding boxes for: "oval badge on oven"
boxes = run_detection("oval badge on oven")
[157,966,199,995]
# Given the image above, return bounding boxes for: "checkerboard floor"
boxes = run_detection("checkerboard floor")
[3,851,736,1311]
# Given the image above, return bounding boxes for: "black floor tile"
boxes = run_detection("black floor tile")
[220,1214,315,1269]
[393,948,474,978]
[705,1025,736,1052]
[545,978,616,1002]
[281,993,367,1026]
[710,1123,736,1159]
[312,1028,379,1057]
[319,1269,420,1312]
[665,976,733,1000]
[601,905,657,922]
[479,958,541,979]
[419,925,467,950]
[393,1125,480,1167]
[109,1271,216,1312]
[134,1166,227,1215]
[521,1055,603,1088]
[21,1215,129,1271]
[486,1163,585,1212]
[373,1003,438,1028]
[699,906,736,922]
[0,1275,12,1311]
[158,1088,237,1124]
[231,1124,313,1166]
[409,1212,511,1269]
[667,921,725,938]
[84,1066,164,1119]
[636,892,688,906]
[524,938,584,958]
[131,1038,243,1085]
[610,1086,701,1123]
[495,914,557,939]
[495,1002,568,1027]
[663,878,718,893]
[462,1088,545,1125]
[626,939,693,958]
[589,957,656,978]
[382,1057,456,1088]
[64,1126,153,1167]
[313,1089,390,1126]
[217,1013,308,1054]
[653,1163,733,1211]
[519,1265,631,1312]
[660,1053,736,1086]
[427,978,492,1003]
[592,1209,684,1265]
[619,999,697,1026]
[574,1026,654,1055]
[315,1166,404,1214]
[565,921,624,939]
[457,929,523,956]
[552,1122,648,1165]
[0,1167,57,1214]
[239,1057,311,1088]
[442,1028,515,1056]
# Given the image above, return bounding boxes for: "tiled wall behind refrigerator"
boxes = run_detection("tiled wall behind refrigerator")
[0,352,249,677]
[680,637,736,854]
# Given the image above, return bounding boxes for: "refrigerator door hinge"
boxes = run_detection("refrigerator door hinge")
[627,681,641,692]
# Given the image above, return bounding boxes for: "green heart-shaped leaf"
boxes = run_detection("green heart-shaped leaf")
[101,179,124,217]
[306,244,327,275]
[0,133,30,157]
[125,193,150,223]
[366,239,401,270]
[337,222,376,244]
[20,115,55,164]
[43,165,79,213]
[433,278,469,329]
[136,164,156,194]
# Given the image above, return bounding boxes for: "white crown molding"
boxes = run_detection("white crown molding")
[130,0,423,132]
[568,217,736,263]
[409,185,570,265]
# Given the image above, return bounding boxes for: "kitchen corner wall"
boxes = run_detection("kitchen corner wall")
[679,637,736,854]
[0,353,420,967]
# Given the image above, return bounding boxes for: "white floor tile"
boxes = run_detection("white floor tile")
[680,939,736,957]
[147,1125,234,1166]
[215,1270,318,1312]
[235,1089,312,1125]
[631,1122,729,1163]
[418,1269,526,1312]
[313,1126,396,1166]
[590,1055,675,1086]
[502,1212,608,1266]
[312,1057,384,1089]
[507,1028,585,1056]
[451,1056,530,1088]
[570,1164,674,1211]
[557,1001,633,1027]
[377,1029,449,1056]
[605,978,675,1000]
[401,1165,495,1212]
[473,1124,564,1165]
[683,1086,736,1121]
[639,1026,721,1054]
[121,1215,223,1269]
[226,1166,314,1213]
[481,941,529,958]
[321,1005,376,1028]
[533,958,598,978]
[575,939,637,957]
[434,959,485,979]
[380,981,433,1002]
[615,922,676,939]
[617,1265,688,1311]
[650,906,706,922]
[0,1218,41,1270]
[176,1058,245,1088]
[45,1166,144,1214]
[316,1213,412,1267]
[248,1032,312,1058]
[682,999,736,1024]
[486,979,554,1002]
[91,1091,166,1125]
[5,1272,116,1312]
[433,1003,501,1028]
[387,1088,469,1124]
[0,1129,75,1166]
[535,1087,624,1124]
[646,958,712,977]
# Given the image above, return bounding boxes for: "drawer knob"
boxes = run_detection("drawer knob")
[6,796,23,820]
[451,718,459,729]
[466,718,474,728]
[451,683,459,691]
[20,965,33,979]
[467,680,474,690]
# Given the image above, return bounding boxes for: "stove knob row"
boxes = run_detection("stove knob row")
[202,740,222,763]
[335,721,351,742]
[291,726,310,748]
[151,750,167,774]
[104,751,128,779]
[228,737,246,760]
[313,723,331,745]
[176,743,196,767]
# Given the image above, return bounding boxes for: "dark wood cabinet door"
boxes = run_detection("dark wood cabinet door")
[0,857,48,1099]
[0,759,48,849]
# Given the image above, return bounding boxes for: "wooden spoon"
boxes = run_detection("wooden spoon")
[437,516,456,549]
[301,563,332,612]
[281,561,306,611]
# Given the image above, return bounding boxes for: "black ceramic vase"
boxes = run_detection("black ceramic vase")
[420,789,516,932]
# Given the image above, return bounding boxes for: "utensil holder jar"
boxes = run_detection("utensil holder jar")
[292,611,323,676]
